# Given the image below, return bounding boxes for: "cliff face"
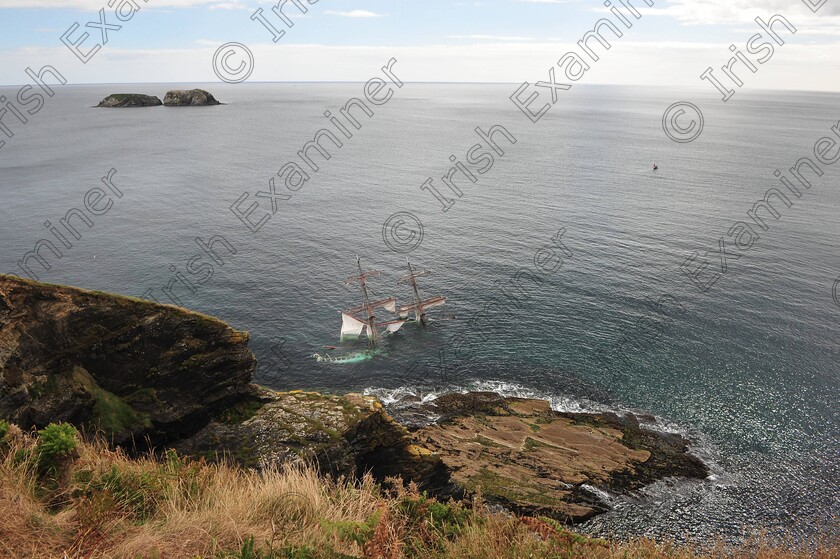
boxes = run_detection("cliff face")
[0,275,254,445]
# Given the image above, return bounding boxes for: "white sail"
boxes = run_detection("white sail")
[340,312,368,338]
[384,320,406,334]
[382,299,397,314]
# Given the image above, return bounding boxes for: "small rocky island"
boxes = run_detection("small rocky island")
[163,88,221,106]
[0,274,708,525]
[96,89,222,108]
[97,93,163,108]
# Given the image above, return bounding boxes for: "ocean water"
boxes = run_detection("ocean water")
[0,83,837,542]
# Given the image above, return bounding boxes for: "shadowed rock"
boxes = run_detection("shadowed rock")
[0,275,253,446]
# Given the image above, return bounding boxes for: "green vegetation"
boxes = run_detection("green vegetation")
[35,423,78,476]
[471,435,503,448]
[65,367,152,435]
[91,385,153,435]
[463,467,564,510]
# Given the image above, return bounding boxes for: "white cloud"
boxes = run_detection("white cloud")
[324,9,383,18]
[208,1,251,10]
[648,0,840,25]
[447,34,534,41]
[0,0,239,7]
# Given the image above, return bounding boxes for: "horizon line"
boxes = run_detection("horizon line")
[1,81,839,95]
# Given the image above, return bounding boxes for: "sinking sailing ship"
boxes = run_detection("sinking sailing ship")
[313,257,446,363]
[339,256,406,346]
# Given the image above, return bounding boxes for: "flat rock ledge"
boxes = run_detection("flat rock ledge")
[403,392,709,523]
[97,94,163,108]
[163,89,221,106]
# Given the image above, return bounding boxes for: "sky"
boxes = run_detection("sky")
[1,0,840,90]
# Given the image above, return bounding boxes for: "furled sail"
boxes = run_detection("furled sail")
[340,312,368,338]
[399,297,446,317]
[345,297,398,316]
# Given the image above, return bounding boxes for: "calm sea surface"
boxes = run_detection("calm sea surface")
[0,83,837,542]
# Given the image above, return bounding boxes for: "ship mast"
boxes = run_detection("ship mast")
[406,258,427,326]
[398,258,445,326]
[345,255,380,346]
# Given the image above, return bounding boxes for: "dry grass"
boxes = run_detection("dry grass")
[0,423,835,559]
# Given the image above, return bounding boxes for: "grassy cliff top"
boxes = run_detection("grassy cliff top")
[1,423,835,559]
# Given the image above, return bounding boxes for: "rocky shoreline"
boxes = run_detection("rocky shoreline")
[0,274,708,524]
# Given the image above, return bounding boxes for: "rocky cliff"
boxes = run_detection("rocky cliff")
[0,275,253,445]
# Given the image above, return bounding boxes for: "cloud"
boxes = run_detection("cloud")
[648,0,840,25]
[324,9,383,18]
[447,34,534,41]
[0,0,245,7]
[208,1,251,10]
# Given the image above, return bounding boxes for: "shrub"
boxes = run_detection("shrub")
[86,464,165,520]
[0,419,11,456]
[35,423,79,476]
[322,516,377,549]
